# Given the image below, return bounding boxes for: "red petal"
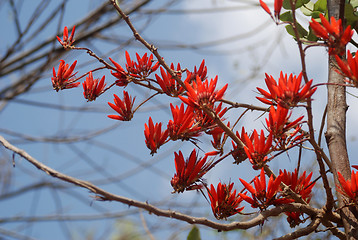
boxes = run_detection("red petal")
[239,178,256,195]
[259,0,271,15]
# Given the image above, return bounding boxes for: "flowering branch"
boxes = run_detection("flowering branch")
[0,135,325,233]
[33,0,358,237]
[108,0,185,89]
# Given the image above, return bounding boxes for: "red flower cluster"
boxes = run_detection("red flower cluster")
[140,59,228,154]
[242,128,272,169]
[280,169,315,227]
[231,127,252,164]
[49,34,324,226]
[239,168,290,210]
[179,75,228,108]
[186,60,207,82]
[207,123,229,153]
[310,14,353,55]
[194,102,227,130]
[56,26,76,49]
[337,170,358,203]
[171,149,213,193]
[144,117,168,155]
[207,182,244,220]
[280,170,315,201]
[109,51,160,87]
[167,103,201,141]
[82,72,106,101]
[109,57,130,87]
[266,105,304,150]
[257,72,316,108]
[335,50,358,87]
[156,64,185,97]
[125,51,160,78]
[108,91,135,121]
[51,60,79,91]
[259,0,283,23]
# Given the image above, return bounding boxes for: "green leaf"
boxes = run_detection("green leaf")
[300,1,314,16]
[280,11,293,22]
[306,27,319,41]
[311,11,322,19]
[283,0,310,10]
[313,0,327,13]
[351,0,358,8]
[283,0,292,10]
[297,0,310,8]
[187,226,201,240]
[345,3,358,27]
[285,22,308,39]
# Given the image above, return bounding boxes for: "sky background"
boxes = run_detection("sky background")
[1,0,358,239]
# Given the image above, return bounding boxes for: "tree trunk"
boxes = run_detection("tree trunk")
[326,0,358,238]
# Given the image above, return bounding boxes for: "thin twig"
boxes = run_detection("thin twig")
[140,210,156,240]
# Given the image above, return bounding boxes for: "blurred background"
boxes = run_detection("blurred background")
[1,0,353,239]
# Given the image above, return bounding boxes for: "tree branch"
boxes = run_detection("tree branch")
[0,135,323,232]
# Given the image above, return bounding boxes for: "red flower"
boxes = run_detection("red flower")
[280,169,315,227]
[156,63,185,97]
[207,182,244,220]
[239,168,289,210]
[337,170,358,203]
[125,51,160,78]
[259,0,283,23]
[208,127,225,150]
[171,149,213,193]
[266,105,304,149]
[186,60,208,82]
[207,123,230,152]
[167,103,202,141]
[108,91,135,121]
[335,50,358,87]
[179,75,228,108]
[232,127,253,164]
[56,26,76,48]
[144,117,169,155]
[310,14,353,55]
[280,169,315,201]
[194,102,227,130]
[242,128,273,169]
[109,57,129,87]
[51,60,79,91]
[257,72,317,108]
[82,72,106,101]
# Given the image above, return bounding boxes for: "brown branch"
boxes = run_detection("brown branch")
[273,216,321,240]
[287,0,338,230]
[321,220,346,240]
[0,135,323,232]
[220,99,269,112]
[0,124,120,143]
[0,0,150,100]
[140,210,155,240]
[201,105,244,148]
[0,182,63,200]
[0,209,140,223]
[109,0,185,89]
